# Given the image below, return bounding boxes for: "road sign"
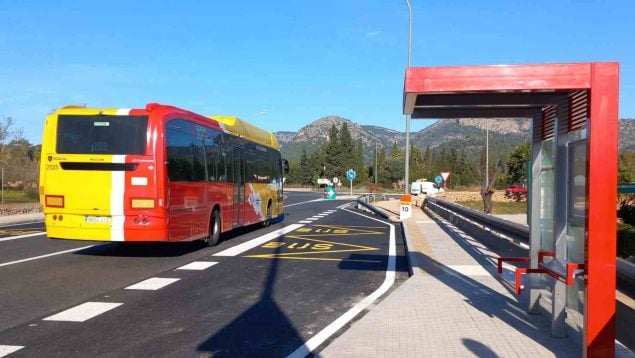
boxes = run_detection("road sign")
[441,172,450,181]
[434,175,443,184]
[324,186,336,199]
[346,169,356,181]
[333,177,339,184]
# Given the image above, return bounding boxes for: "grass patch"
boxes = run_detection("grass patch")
[455,200,528,215]
[0,189,38,204]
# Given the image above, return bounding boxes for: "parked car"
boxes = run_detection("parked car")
[505,184,527,198]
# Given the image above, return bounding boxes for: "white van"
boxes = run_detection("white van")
[410,182,422,195]
[411,181,444,195]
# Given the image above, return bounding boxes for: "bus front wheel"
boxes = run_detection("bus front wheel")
[206,209,221,246]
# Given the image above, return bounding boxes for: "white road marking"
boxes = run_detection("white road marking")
[0,345,24,357]
[214,224,303,257]
[0,245,97,268]
[308,217,321,220]
[125,277,180,290]
[336,203,351,209]
[287,207,396,358]
[43,302,123,322]
[0,232,46,242]
[315,214,328,217]
[284,198,323,207]
[298,221,312,224]
[177,261,218,271]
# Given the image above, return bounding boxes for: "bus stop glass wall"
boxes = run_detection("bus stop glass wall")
[566,134,587,315]
[540,138,556,252]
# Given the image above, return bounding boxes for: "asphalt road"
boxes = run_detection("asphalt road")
[0,192,409,357]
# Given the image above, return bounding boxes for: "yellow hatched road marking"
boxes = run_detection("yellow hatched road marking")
[293,224,385,236]
[243,229,381,261]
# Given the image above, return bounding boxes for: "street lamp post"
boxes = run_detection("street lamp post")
[375,138,378,184]
[485,118,489,188]
[404,0,413,195]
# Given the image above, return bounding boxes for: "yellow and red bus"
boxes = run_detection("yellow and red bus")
[39,103,287,245]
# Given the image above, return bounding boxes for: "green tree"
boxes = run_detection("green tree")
[353,139,367,182]
[337,122,354,174]
[322,124,341,179]
[298,148,314,185]
[310,149,324,184]
[409,144,425,182]
[506,141,530,185]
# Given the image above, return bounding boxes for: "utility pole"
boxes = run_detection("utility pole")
[404,0,413,195]
[486,118,489,187]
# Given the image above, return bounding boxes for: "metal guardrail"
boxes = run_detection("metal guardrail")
[424,196,635,283]
[425,196,529,242]
[355,195,400,219]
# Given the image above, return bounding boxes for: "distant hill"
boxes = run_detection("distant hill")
[275,116,635,162]
[620,118,635,151]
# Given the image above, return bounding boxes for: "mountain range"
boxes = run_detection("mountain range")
[275,116,635,163]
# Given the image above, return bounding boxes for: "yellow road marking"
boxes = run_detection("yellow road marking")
[244,232,380,261]
[292,224,385,237]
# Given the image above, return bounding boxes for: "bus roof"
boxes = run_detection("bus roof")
[210,116,280,151]
[50,104,281,152]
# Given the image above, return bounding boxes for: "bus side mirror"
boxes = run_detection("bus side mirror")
[282,159,289,174]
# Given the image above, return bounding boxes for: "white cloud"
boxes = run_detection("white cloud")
[367,31,381,37]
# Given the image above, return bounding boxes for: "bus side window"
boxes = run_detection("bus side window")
[166,120,194,181]
[205,128,225,182]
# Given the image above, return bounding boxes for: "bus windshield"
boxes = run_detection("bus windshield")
[56,115,148,155]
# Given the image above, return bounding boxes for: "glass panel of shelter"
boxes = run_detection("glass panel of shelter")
[530,99,589,341]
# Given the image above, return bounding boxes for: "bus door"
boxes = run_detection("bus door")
[232,148,245,227]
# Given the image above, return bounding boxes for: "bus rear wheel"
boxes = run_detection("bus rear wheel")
[262,201,272,227]
[206,209,221,246]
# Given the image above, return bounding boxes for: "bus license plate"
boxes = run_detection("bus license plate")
[85,216,111,224]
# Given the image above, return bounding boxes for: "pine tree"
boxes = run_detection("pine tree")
[323,124,341,179]
[354,139,367,182]
[338,122,354,173]
[298,148,313,185]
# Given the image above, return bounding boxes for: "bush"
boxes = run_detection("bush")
[617,223,635,259]
[25,188,39,201]
[618,195,635,225]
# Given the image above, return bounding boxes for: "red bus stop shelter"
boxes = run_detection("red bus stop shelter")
[403,62,619,357]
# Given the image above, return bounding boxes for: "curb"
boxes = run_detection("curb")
[618,258,635,284]
[0,213,44,225]
[356,197,419,277]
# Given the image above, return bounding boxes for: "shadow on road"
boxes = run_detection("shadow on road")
[73,216,287,258]
[197,233,304,357]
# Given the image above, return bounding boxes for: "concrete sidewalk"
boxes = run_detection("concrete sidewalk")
[320,200,632,357]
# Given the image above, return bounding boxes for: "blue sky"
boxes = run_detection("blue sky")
[1,0,634,144]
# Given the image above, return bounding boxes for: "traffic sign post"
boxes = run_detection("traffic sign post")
[346,169,356,197]
[440,171,451,190]
[324,185,336,200]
